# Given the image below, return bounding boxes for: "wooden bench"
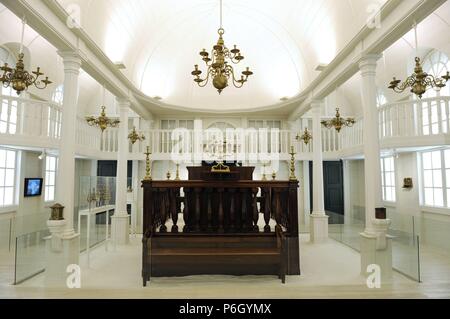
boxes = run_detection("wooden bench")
[142,225,286,286]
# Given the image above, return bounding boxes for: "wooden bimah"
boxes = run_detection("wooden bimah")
[141,164,300,286]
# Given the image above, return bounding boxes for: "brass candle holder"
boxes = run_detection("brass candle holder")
[144,146,152,181]
[289,146,297,181]
[175,163,181,181]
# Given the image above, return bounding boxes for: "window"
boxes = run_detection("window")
[52,84,64,105]
[381,157,396,202]
[44,155,58,202]
[419,51,450,135]
[0,148,17,207]
[376,91,387,108]
[0,47,17,134]
[420,149,450,208]
[0,47,15,97]
[160,119,194,130]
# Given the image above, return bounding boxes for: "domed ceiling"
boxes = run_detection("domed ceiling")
[55,0,386,111]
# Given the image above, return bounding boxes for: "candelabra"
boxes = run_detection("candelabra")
[175,163,181,181]
[289,146,297,181]
[143,146,152,181]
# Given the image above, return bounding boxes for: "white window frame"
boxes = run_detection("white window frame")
[419,148,450,209]
[381,156,397,203]
[0,147,18,208]
[44,155,58,202]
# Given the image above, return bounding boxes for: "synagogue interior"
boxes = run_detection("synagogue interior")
[1,0,450,299]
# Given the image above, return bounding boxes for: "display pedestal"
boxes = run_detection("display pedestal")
[310,212,329,243]
[45,220,80,287]
[360,219,393,283]
[111,213,130,245]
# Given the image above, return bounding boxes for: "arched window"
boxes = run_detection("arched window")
[52,84,64,105]
[422,50,450,98]
[0,46,15,96]
[207,122,235,131]
[376,90,387,107]
[419,50,450,135]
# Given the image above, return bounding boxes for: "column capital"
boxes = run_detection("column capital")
[310,100,324,114]
[115,97,131,109]
[358,54,382,76]
[58,50,82,73]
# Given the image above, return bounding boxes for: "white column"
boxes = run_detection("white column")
[55,51,81,236]
[193,118,203,165]
[359,55,383,234]
[45,51,81,287]
[112,98,130,245]
[358,54,392,282]
[310,101,329,243]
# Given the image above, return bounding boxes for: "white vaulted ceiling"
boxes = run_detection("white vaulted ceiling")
[53,0,387,111]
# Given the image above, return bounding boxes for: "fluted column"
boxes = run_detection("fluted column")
[56,51,81,236]
[112,98,130,245]
[310,100,328,243]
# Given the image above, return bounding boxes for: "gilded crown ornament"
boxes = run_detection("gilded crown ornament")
[0,18,52,95]
[321,108,355,133]
[191,0,253,94]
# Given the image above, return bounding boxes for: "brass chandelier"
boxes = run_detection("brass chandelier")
[0,18,52,95]
[321,108,355,133]
[389,57,449,99]
[296,128,312,145]
[86,86,120,132]
[191,0,253,94]
[128,126,146,144]
[388,23,450,99]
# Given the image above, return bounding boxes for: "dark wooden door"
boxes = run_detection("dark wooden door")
[323,161,344,215]
[309,161,344,215]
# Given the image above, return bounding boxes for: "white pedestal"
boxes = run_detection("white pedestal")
[360,219,393,283]
[310,212,329,243]
[45,220,80,287]
[111,214,130,245]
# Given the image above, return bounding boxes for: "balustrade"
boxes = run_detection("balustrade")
[3,94,449,159]
[143,181,295,236]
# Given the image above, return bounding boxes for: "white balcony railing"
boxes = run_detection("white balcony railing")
[2,94,449,159]
[379,96,450,140]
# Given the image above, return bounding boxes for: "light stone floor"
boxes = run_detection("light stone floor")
[3,234,450,299]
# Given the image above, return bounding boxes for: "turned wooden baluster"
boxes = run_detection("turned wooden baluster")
[264,188,271,233]
[206,188,213,231]
[229,189,236,232]
[241,188,248,231]
[275,189,282,225]
[194,188,201,231]
[218,188,224,233]
[183,188,190,233]
[171,189,179,233]
[159,189,168,233]
[252,188,259,232]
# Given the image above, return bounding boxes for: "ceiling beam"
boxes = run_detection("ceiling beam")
[0,0,154,120]
[288,0,447,121]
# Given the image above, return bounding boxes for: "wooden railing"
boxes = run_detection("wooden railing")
[143,181,298,235]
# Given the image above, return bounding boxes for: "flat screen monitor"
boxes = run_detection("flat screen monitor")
[24,178,43,197]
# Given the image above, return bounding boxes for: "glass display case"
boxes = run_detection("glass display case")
[77,176,116,265]
[79,176,116,212]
